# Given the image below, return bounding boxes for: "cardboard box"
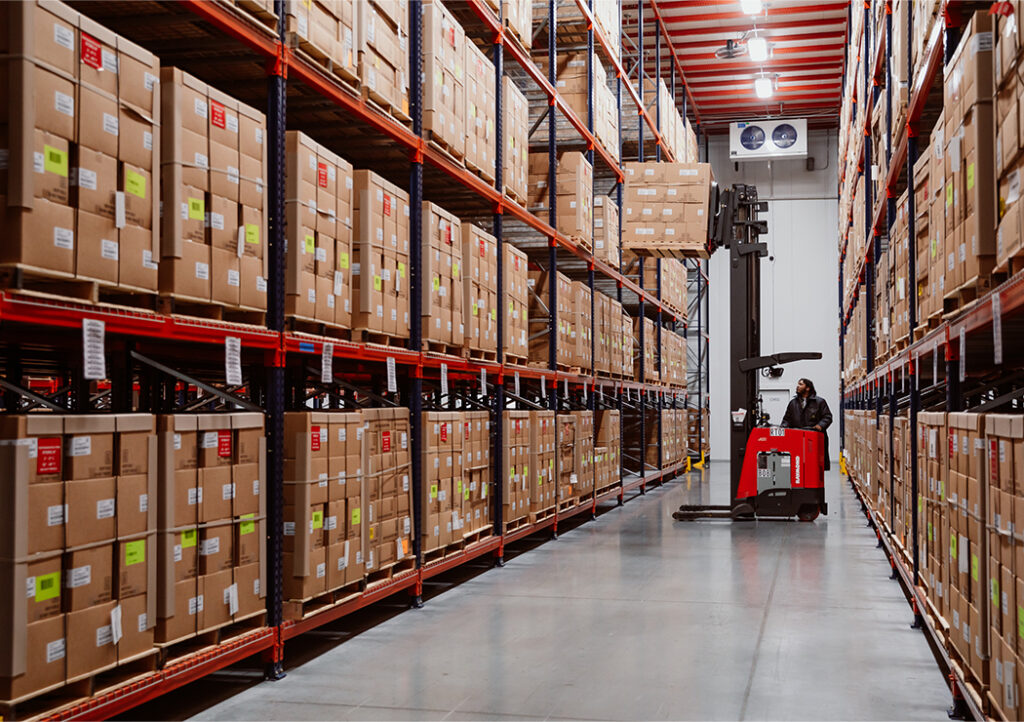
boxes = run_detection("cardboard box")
[66,477,117,547]
[0,614,66,700]
[66,601,118,680]
[117,533,154,599]
[66,542,115,612]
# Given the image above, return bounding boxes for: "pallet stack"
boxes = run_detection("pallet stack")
[501,410,531,529]
[528,269,574,369]
[461,223,499,360]
[422,202,465,352]
[356,0,410,120]
[622,162,713,259]
[504,244,529,362]
[529,410,557,517]
[527,151,594,253]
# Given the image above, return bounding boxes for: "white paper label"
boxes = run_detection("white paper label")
[55,91,74,116]
[83,319,106,380]
[173,544,182,563]
[143,249,158,270]
[994,294,1003,365]
[139,493,148,512]
[101,239,119,261]
[441,363,449,397]
[96,498,115,519]
[77,167,98,190]
[222,483,235,500]
[188,487,200,506]
[47,639,66,663]
[225,336,242,386]
[54,24,74,49]
[189,595,203,615]
[110,605,123,644]
[103,112,119,136]
[138,612,148,632]
[200,538,220,556]
[54,226,74,249]
[480,367,487,392]
[226,583,239,615]
[70,435,92,457]
[68,565,92,588]
[96,624,113,647]
[194,98,208,119]
[959,328,966,382]
[514,372,520,397]
[386,357,397,392]
[195,262,210,280]
[320,342,334,384]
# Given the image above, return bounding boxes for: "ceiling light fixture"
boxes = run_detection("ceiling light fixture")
[740,0,763,15]
[748,34,769,62]
[754,75,773,98]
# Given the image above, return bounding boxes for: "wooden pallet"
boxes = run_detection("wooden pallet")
[424,340,469,358]
[943,273,995,316]
[361,85,412,124]
[287,315,354,341]
[503,17,531,54]
[995,248,1024,278]
[558,497,580,512]
[503,186,527,209]
[157,295,267,327]
[351,327,411,347]
[283,579,363,622]
[284,32,358,88]
[365,557,416,588]
[529,506,556,524]
[157,611,268,668]
[465,157,496,185]
[0,264,146,306]
[466,347,498,363]
[461,526,494,547]
[569,235,593,255]
[503,515,531,533]
[504,353,528,366]
[233,0,279,30]
[428,137,465,165]
[423,539,467,564]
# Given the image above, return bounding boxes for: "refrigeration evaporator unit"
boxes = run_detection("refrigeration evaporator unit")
[729,119,808,161]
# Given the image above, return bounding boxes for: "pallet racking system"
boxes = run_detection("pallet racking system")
[838,1,1024,717]
[0,0,711,717]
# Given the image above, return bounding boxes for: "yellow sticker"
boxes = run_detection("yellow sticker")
[373,275,382,291]
[369,525,376,540]
[464,486,470,501]
[433,276,440,291]
[124,539,146,566]
[245,224,260,244]
[452,262,460,279]
[490,309,496,320]
[182,529,197,548]
[945,181,953,208]
[473,302,479,316]
[430,484,438,500]
[125,168,146,198]
[398,262,406,278]
[967,162,975,191]
[240,512,255,535]
[992,579,1000,607]
[351,507,361,525]
[35,572,61,602]
[312,510,324,529]
[338,252,350,269]
[304,234,315,254]
[188,197,205,221]
[971,554,979,582]
[44,145,68,177]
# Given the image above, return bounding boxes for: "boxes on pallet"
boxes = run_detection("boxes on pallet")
[571,281,592,372]
[461,223,498,358]
[422,202,464,350]
[156,413,266,643]
[527,268,574,368]
[0,414,161,699]
[555,414,578,505]
[284,131,354,327]
[572,411,594,498]
[634,317,658,383]
[362,408,413,574]
[529,410,556,514]
[356,0,410,119]
[160,67,268,310]
[502,77,528,203]
[283,0,357,83]
[502,411,531,527]
[351,169,411,339]
[0,2,162,292]
[593,196,620,268]
[622,162,713,258]
[421,0,465,159]
[464,40,496,182]
[503,0,531,48]
[528,151,593,250]
[504,244,529,361]
[535,51,618,161]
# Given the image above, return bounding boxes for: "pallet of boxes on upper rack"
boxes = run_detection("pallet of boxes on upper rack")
[996,6,1024,279]
[622,162,714,259]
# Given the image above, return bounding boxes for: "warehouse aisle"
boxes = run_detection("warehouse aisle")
[158,465,950,721]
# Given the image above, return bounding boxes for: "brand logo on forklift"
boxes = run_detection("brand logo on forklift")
[795,459,801,486]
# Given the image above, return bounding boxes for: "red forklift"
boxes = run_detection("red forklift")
[673,185,827,522]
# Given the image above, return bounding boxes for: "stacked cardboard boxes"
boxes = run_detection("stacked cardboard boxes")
[422,0,465,159]
[462,223,499,358]
[465,40,496,183]
[160,67,268,311]
[503,0,531,48]
[422,202,465,350]
[502,77,529,203]
[529,410,556,514]
[942,14,996,302]
[634,317,659,383]
[0,415,160,699]
[595,410,620,492]
[283,0,358,83]
[362,409,413,573]
[0,2,162,292]
[556,414,579,505]
[535,51,618,161]
[593,195,620,268]
[687,407,709,457]
[572,411,595,499]
[421,411,492,552]
[622,162,713,258]
[528,151,593,250]
[325,412,367,591]
[352,169,411,339]
[571,281,593,372]
[502,411,531,528]
[996,9,1024,274]
[662,330,687,388]
[356,0,410,119]
[643,79,697,163]
[156,414,266,643]
[527,269,574,368]
[284,131,354,327]
[504,244,529,361]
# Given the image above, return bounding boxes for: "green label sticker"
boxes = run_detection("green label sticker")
[182,529,197,548]
[464,486,470,501]
[430,484,438,500]
[971,554,979,582]
[338,252,349,269]
[432,276,440,291]
[538,472,543,486]
[967,162,975,191]
[1018,606,1024,639]
[373,275,382,291]
[125,169,146,198]
[946,181,953,208]
[188,197,204,221]
[950,536,957,559]
[304,234,315,254]
[351,507,361,526]
[927,522,933,542]
[35,572,61,602]
[456,479,462,494]
[452,262,460,279]
[490,309,496,321]
[245,223,260,244]
[398,262,406,278]
[240,513,255,535]
[312,510,323,529]
[124,539,146,566]
[992,579,1000,607]
[44,145,68,177]
[473,302,479,317]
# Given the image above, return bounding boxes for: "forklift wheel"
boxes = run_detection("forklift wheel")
[797,506,820,522]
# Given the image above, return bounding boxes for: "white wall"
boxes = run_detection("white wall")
[706,129,840,461]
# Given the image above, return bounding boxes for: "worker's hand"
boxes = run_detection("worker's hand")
[813,425,822,431]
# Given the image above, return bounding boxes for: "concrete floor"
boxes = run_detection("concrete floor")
[133,464,953,721]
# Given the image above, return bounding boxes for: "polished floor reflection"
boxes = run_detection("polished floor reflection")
[131,463,951,721]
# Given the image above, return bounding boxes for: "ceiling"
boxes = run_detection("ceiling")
[621,0,849,132]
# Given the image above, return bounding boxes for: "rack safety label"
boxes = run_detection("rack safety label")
[994,295,1004,365]
[225,337,242,386]
[82,319,106,380]
[321,342,334,384]
[441,363,449,397]
[386,357,397,393]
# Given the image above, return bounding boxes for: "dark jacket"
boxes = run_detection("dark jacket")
[782,394,832,470]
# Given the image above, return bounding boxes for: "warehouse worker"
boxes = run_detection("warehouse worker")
[781,378,833,470]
